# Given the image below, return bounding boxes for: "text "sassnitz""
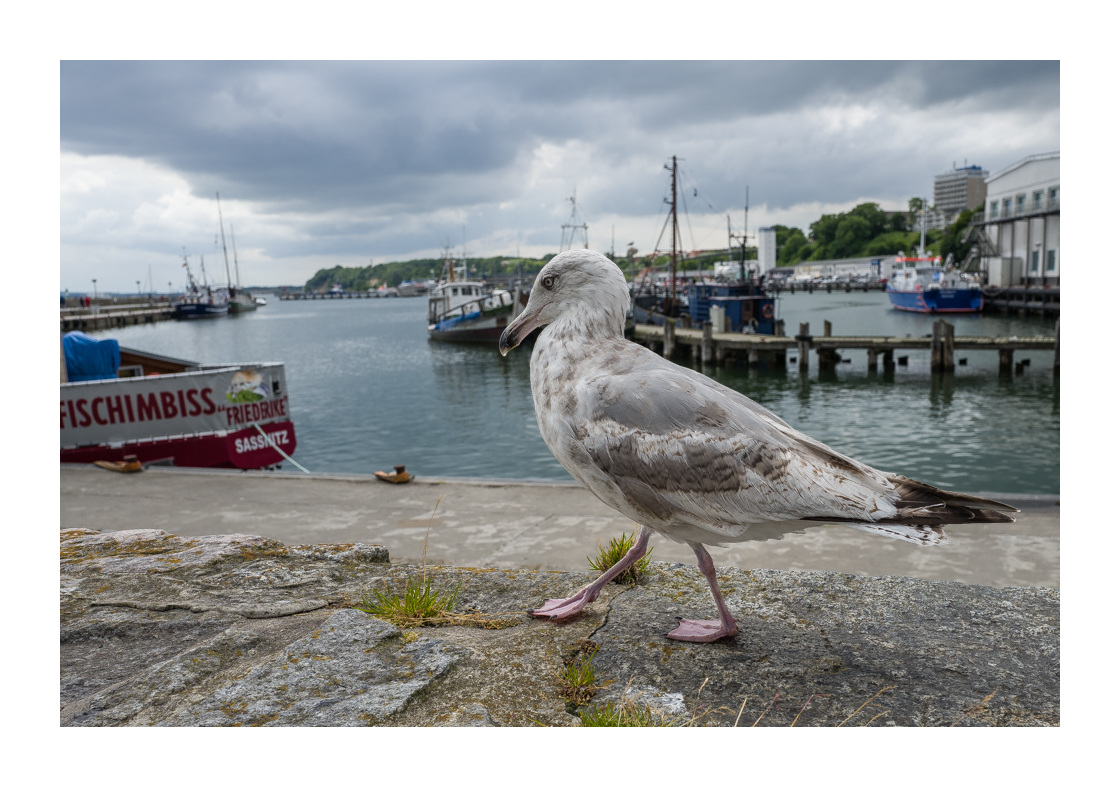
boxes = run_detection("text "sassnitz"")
[233,430,291,454]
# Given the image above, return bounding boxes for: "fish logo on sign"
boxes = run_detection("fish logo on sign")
[226,369,269,404]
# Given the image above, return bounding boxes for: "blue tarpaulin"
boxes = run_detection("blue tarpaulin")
[63,331,120,382]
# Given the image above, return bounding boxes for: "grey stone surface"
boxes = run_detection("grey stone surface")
[60,528,1059,727]
[589,564,1059,726]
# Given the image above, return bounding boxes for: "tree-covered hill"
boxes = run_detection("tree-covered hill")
[771,201,977,267]
[302,200,978,289]
[303,256,552,291]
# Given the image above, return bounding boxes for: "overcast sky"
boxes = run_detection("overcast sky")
[60,60,1059,292]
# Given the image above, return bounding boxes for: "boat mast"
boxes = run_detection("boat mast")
[216,193,233,293]
[231,225,242,289]
[669,155,679,305]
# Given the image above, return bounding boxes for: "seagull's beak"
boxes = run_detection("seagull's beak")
[499,305,544,356]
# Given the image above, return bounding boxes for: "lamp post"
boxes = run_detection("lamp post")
[92,279,99,315]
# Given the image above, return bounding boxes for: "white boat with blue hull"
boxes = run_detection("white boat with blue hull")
[426,256,521,343]
[886,256,983,313]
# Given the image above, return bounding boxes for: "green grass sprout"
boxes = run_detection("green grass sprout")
[587,529,652,585]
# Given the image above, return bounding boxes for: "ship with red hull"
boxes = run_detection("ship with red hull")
[60,334,297,470]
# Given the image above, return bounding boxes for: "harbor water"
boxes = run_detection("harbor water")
[90,290,1059,495]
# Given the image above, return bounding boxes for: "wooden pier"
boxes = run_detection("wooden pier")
[279,291,387,300]
[60,305,174,333]
[631,318,1058,375]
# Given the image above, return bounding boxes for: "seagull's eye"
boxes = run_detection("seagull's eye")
[541,275,556,291]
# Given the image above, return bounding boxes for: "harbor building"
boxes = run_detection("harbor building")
[933,164,988,226]
[979,152,1060,286]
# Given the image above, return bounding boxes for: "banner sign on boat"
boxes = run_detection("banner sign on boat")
[60,364,290,448]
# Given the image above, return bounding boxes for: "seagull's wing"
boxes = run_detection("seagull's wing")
[570,346,900,541]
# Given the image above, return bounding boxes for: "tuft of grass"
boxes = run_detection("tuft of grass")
[559,640,600,705]
[354,493,520,630]
[355,575,462,626]
[587,530,652,585]
[578,700,667,727]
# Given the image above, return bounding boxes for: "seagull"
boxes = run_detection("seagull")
[499,249,1017,643]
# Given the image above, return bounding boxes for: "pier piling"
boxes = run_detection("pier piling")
[931,320,955,373]
[797,322,811,374]
[663,320,676,358]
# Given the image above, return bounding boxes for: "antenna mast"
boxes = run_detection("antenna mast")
[560,190,589,251]
[727,184,751,281]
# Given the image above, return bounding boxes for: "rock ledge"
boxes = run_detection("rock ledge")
[60,529,1059,726]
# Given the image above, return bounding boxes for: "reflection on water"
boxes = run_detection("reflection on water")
[94,292,1059,494]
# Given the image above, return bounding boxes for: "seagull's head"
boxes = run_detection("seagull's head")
[499,249,629,356]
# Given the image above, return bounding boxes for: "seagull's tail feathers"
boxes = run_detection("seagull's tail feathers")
[888,474,1020,515]
[807,475,1017,546]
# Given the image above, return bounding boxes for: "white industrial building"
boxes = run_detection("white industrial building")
[756,227,777,274]
[981,152,1060,286]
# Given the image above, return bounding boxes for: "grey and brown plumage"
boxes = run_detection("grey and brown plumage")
[499,249,1016,642]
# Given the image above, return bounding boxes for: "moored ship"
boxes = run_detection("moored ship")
[60,332,297,470]
[886,256,983,313]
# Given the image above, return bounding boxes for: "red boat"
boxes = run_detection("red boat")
[60,333,297,470]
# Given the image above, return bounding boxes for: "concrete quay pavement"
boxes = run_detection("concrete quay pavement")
[60,464,1060,589]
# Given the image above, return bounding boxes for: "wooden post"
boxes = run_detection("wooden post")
[797,322,810,374]
[944,321,955,372]
[748,348,759,366]
[1053,318,1060,374]
[867,348,878,373]
[701,321,713,363]
[931,320,955,373]
[930,321,942,372]
[882,348,895,372]
[663,320,675,358]
[817,320,840,371]
[999,348,1014,375]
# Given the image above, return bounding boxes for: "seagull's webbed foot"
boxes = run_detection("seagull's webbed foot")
[667,618,739,643]
[528,587,598,620]
[667,541,740,643]
[529,526,652,623]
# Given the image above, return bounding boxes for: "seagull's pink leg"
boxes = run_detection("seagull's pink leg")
[667,542,740,642]
[530,526,652,620]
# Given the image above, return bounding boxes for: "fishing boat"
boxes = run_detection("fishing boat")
[886,257,983,313]
[886,201,982,313]
[631,156,778,334]
[60,331,297,470]
[426,250,520,342]
[173,254,229,319]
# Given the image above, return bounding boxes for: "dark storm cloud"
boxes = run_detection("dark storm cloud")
[61,60,1058,216]
[60,60,1059,290]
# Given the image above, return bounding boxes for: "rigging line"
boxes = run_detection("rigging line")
[651,208,672,262]
[678,178,696,254]
[252,422,311,474]
[679,163,719,213]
